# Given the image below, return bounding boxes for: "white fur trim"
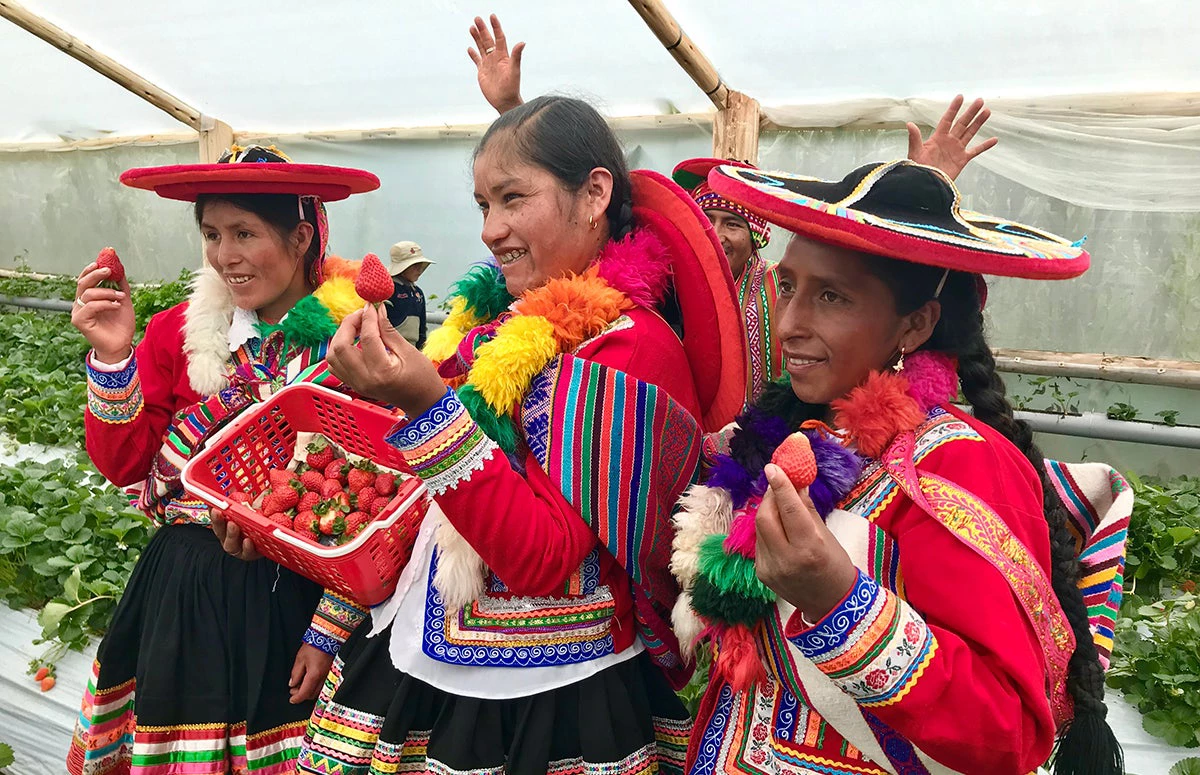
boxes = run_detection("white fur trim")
[670,484,733,587]
[430,508,486,610]
[182,266,234,395]
[672,590,706,662]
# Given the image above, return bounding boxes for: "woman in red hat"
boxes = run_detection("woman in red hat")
[297,95,744,775]
[67,145,380,775]
[672,161,1128,775]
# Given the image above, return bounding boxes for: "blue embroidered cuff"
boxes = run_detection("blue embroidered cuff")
[86,355,144,424]
[302,626,342,656]
[385,387,497,496]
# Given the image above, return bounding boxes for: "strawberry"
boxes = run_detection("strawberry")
[367,497,388,519]
[261,487,298,515]
[228,490,252,505]
[347,466,376,494]
[318,513,346,536]
[96,247,126,288]
[320,479,343,499]
[34,666,50,682]
[355,487,377,511]
[298,491,322,512]
[770,432,818,490]
[324,459,348,482]
[41,676,56,692]
[266,511,292,528]
[269,468,297,490]
[300,470,325,493]
[374,472,397,496]
[294,510,318,535]
[343,511,370,537]
[355,252,393,304]
[329,491,351,512]
[306,438,335,471]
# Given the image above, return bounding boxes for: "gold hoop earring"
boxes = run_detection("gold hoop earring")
[892,347,906,373]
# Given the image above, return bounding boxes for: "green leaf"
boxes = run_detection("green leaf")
[1169,526,1197,543]
[63,566,82,602]
[0,742,14,769]
[1169,758,1200,775]
[37,601,73,632]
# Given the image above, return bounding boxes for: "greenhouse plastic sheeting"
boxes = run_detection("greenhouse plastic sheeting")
[0,602,1194,774]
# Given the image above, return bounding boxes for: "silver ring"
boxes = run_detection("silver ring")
[485,46,496,54]
[74,297,86,308]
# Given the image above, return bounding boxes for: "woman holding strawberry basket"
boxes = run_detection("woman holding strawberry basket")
[66,145,384,775]
[296,95,747,775]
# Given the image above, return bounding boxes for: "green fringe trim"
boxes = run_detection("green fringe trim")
[697,534,776,603]
[691,575,773,627]
[281,295,338,349]
[452,264,513,322]
[458,383,519,454]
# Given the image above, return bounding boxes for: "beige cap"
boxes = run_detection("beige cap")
[388,241,435,276]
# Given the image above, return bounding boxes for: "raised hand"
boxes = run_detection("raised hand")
[754,464,858,623]
[71,259,136,364]
[467,14,524,114]
[326,303,446,417]
[907,95,999,181]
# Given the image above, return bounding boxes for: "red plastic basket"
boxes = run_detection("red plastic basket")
[181,382,429,605]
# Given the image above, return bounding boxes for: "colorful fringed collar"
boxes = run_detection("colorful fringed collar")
[680,350,959,690]
[421,229,673,453]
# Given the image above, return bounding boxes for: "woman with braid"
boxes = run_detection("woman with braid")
[671,161,1129,775]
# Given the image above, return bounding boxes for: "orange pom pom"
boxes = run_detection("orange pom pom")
[516,268,630,352]
[831,371,924,458]
[715,623,766,692]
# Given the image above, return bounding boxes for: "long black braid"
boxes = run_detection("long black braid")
[865,257,1123,775]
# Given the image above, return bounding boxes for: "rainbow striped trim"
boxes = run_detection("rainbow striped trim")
[305,591,368,656]
[387,387,497,496]
[86,357,144,424]
[788,570,936,707]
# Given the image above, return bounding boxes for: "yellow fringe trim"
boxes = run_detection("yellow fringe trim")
[313,275,365,323]
[471,316,559,411]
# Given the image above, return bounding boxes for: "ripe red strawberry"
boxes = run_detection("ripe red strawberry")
[306,438,335,470]
[355,253,393,304]
[300,471,325,493]
[266,511,292,528]
[260,489,289,515]
[41,676,56,692]
[328,491,351,512]
[318,513,346,536]
[269,468,296,490]
[347,467,376,494]
[294,510,318,534]
[355,487,377,511]
[374,472,397,496]
[320,479,343,499]
[298,491,322,512]
[228,490,252,505]
[366,497,388,519]
[34,666,50,682]
[343,511,370,537]
[96,247,126,287]
[770,432,818,490]
[324,459,348,481]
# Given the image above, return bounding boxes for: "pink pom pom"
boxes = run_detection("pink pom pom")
[904,350,959,412]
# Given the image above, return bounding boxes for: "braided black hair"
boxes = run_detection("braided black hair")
[864,257,1123,775]
[474,95,635,241]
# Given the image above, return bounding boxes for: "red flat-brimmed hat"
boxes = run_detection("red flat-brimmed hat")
[119,145,380,202]
[631,169,746,432]
[672,157,771,250]
[708,160,1089,280]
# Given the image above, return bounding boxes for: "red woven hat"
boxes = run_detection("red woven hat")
[120,145,380,202]
[631,169,745,432]
[708,160,1089,280]
[673,157,771,250]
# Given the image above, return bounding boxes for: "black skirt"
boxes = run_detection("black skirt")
[67,523,324,775]
[298,617,692,774]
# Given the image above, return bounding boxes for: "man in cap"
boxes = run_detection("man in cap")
[386,241,434,349]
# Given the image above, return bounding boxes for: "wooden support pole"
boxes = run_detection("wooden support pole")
[199,117,233,162]
[712,90,761,164]
[0,0,203,130]
[626,0,729,110]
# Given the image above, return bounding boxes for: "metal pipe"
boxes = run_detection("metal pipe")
[0,294,72,312]
[1015,410,1200,450]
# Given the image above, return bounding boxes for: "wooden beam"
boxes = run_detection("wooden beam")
[626,0,729,110]
[995,349,1200,390]
[712,91,761,163]
[0,0,202,130]
[199,117,233,162]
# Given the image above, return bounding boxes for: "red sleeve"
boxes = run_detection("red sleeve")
[84,305,198,487]
[785,414,1058,773]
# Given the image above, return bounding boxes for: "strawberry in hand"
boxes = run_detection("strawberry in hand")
[96,247,126,290]
[355,253,393,305]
